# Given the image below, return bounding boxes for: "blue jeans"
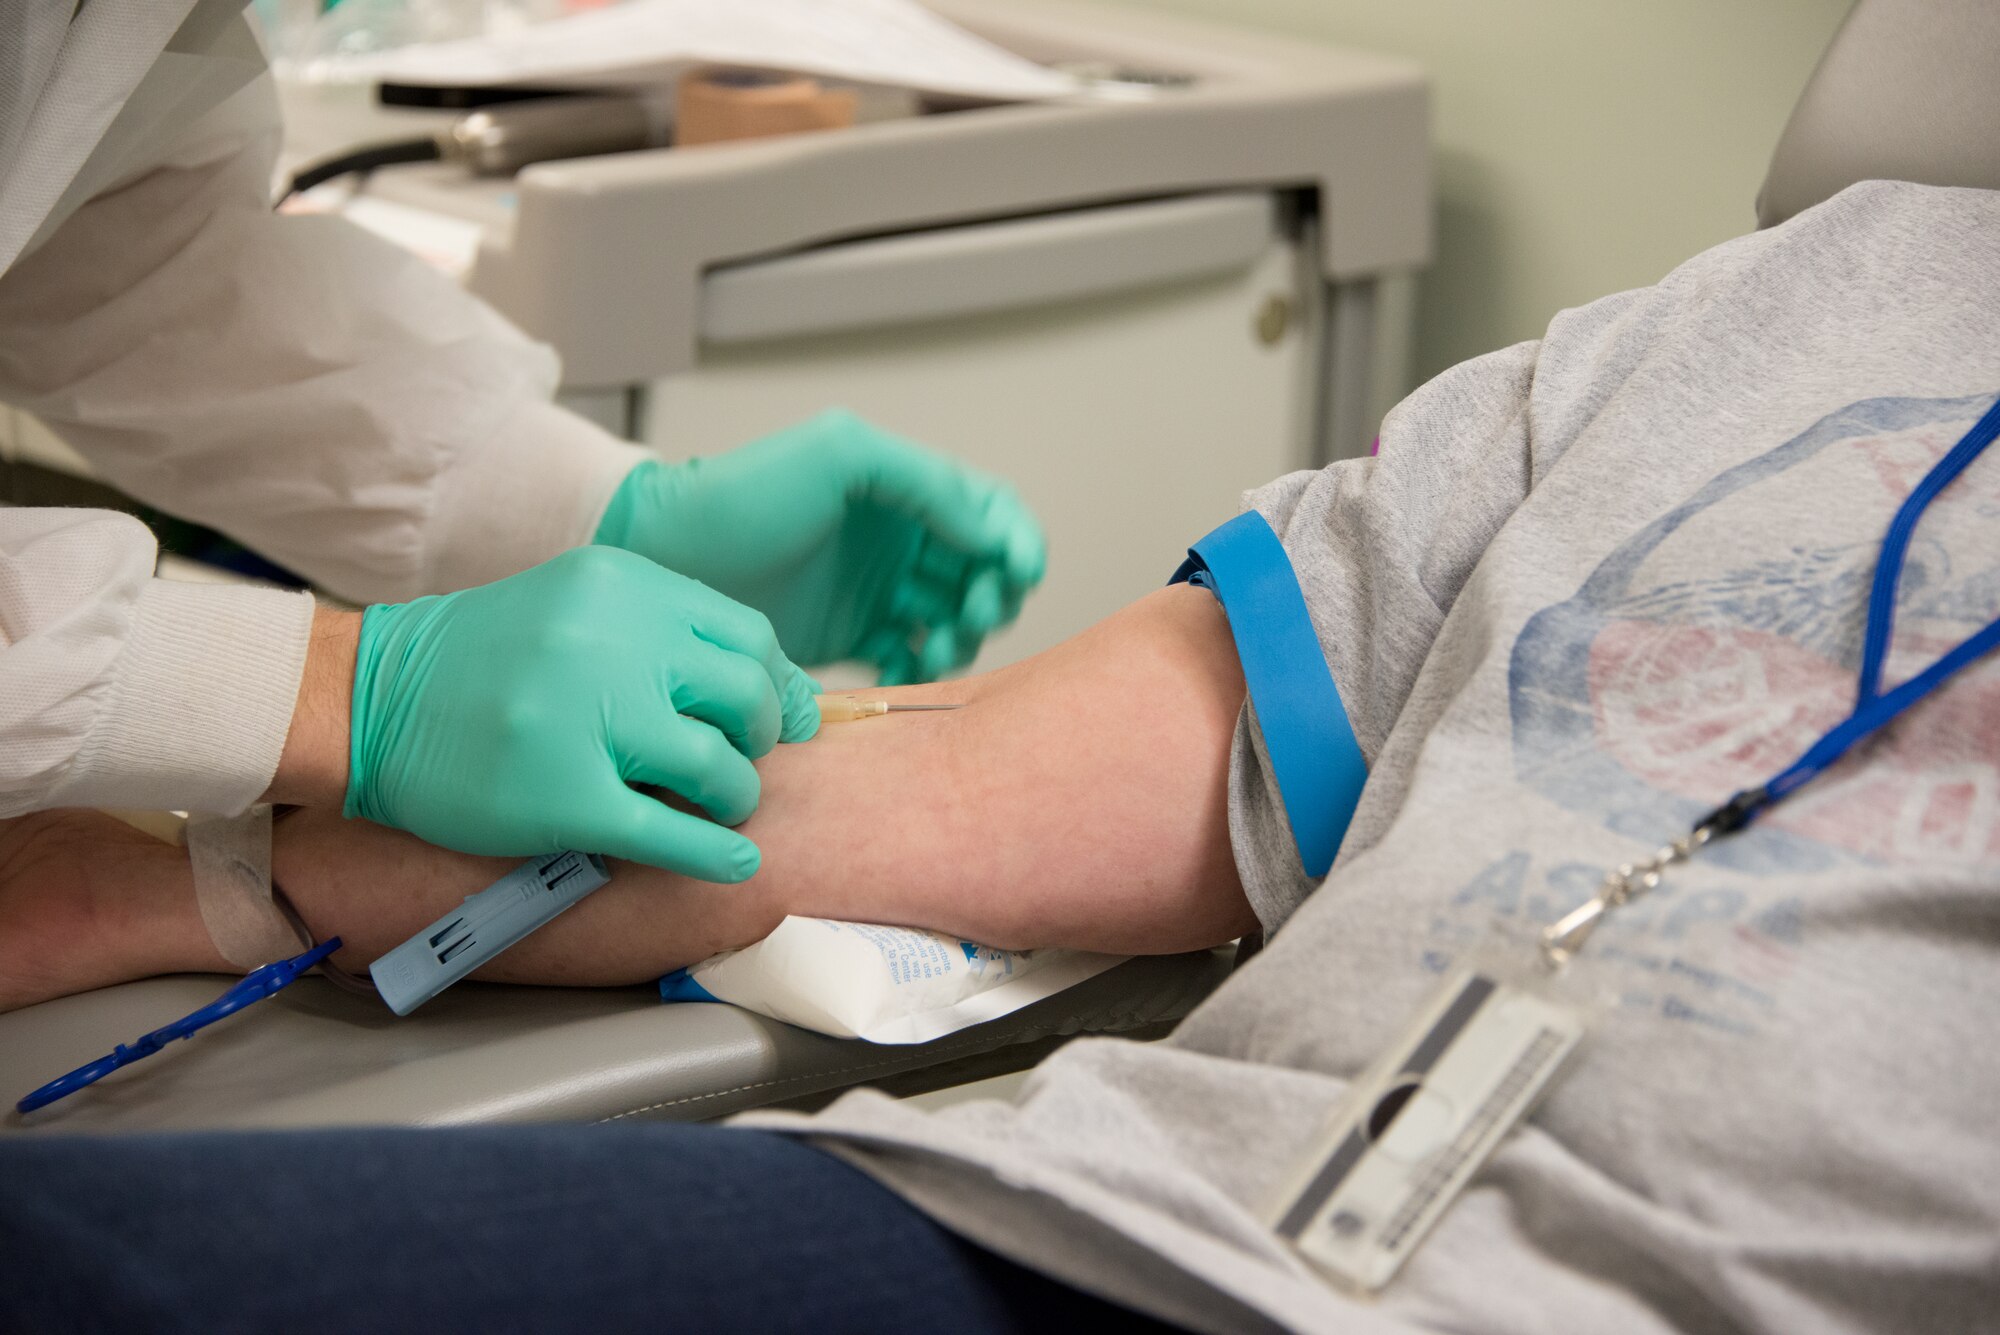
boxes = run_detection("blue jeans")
[0,1123,1182,1333]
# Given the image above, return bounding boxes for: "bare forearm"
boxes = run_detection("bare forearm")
[273,811,790,984]
[0,586,1252,1008]
[283,586,1251,978]
[732,585,1251,954]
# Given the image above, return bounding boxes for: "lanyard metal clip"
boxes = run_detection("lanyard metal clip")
[1540,894,1611,968]
[1539,825,1715,969]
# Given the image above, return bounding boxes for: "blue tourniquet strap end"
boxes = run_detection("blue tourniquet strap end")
[1171,510,1366,878]
[658,968,720,1004]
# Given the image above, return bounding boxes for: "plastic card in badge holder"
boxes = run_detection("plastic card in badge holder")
[1269,967,1586,1293]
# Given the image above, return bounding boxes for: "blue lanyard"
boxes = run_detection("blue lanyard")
[1705,392,2000,834]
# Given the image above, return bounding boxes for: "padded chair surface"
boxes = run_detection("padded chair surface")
[1757,0,2000,228]
[0,951,1230,1135]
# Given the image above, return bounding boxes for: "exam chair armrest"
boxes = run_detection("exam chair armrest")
[0,952,1232,1133]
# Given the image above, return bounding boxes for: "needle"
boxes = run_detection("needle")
[816,697,966,723]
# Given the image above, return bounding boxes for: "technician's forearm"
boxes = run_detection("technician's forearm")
[262,607,361,810]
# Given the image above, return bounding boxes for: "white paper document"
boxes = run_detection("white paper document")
[325,0,1081,102]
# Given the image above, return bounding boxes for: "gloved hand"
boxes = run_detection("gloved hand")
[345,546,820,880]
[594,410,1047,683]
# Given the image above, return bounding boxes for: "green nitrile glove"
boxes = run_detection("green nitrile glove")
[345,546,820,881]
[595,410,1047,684]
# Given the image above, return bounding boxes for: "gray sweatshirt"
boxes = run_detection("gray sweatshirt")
[744,181,2000,1334]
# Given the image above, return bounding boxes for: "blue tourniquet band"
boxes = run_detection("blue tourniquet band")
[1171,510,1366,877]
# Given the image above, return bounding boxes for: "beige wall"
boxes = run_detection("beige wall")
[1104,0,1855,383]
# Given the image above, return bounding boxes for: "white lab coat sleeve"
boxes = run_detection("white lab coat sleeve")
[0,509,314,816]
[0,74,650,605]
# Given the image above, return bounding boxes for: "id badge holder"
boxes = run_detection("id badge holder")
[1266,942,1595,1294]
